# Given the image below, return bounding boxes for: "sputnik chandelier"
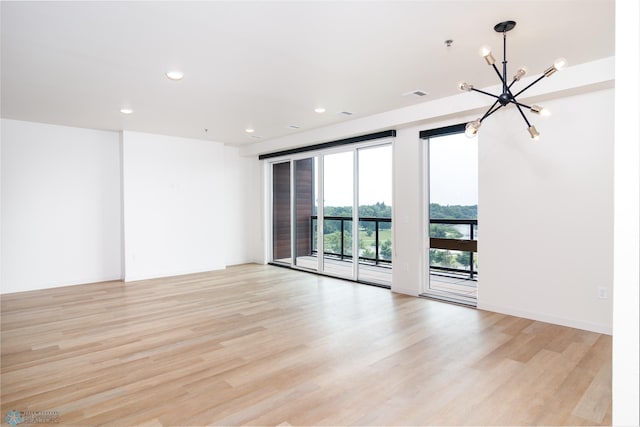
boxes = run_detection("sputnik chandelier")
[459,20,567,140]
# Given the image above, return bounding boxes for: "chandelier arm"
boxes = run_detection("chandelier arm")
[491,63,506,86]
[480,102,504,121]
[512,99,533,128]
[502,73,533,127]
[512,74,546,98]
[510,100,532,110]
[470,88,501,100]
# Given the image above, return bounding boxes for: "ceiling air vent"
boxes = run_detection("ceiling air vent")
[340,111,353,116]
[403,90,429,97]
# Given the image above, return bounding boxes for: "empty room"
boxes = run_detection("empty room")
[1,1,638,426]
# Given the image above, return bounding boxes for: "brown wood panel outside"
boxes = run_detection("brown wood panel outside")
[295,158,314,257]
[430,237,477,252]
[272,162,291,260]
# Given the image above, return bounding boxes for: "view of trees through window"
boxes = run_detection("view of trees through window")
[429,203,478,271]
[428,131,478,276]
[317,202,392,262]
[316,200,478,268]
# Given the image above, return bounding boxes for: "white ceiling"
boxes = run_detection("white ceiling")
[1,1,614,146]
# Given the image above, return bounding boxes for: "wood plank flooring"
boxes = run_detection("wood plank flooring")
[1,264,611,426]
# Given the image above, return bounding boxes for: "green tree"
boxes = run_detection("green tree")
[324,231,342,254]
[380,239,392,260]
[362,248,375,259]
[456,251,471,267]
[324,230,353,256]
[430,203,477,219]
[430,249,455,267]
[429,224,463,238]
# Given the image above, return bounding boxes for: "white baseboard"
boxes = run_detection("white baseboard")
[478,302,612,335]
[391,286,419,296]
[0,274,123,295]
[124,265,226,283]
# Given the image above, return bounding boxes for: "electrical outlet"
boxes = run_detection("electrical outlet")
[597,286,608,299]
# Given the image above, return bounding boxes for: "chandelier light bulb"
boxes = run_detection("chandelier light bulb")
[553,58,568,71]
[528,125,540,140]
[479,45,495,65]
[513,67,528,81]
[479,45,492,57]
[465,119,481,138]
[458,82,474,92]
[544,58,568,77]
[530,105,551,117]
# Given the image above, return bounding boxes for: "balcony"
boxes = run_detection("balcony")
[294,216,477,298]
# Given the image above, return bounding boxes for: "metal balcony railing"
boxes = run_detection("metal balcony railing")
[429,218,478,279]
[310,216,392,266]
[309,216,478,278]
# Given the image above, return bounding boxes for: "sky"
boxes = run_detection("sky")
[428,132,478,206]
[323,145,392,207]
[320,134,477,208]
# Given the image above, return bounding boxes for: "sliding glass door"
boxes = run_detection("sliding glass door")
[294,157,318,271]
[322,151,354,278]
[357,145,392,284]
[272,161,291,265]
[269,142,392,286]
[423,128,478,305]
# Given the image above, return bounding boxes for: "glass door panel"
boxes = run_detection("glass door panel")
[322,151,354,279]
[272,161,291,265]
[294,157,318,270]
[357,145,392,285]
[427,132,478,303]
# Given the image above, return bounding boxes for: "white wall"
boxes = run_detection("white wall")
[391,126,426,296]
[613,0,640,423]
[121,131,226,281]
[478,89,613,334]
[1,123,259,291]
[223,145,263,265]
[1,119,122,293]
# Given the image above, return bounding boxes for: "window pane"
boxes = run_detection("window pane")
[272,162,291,264]
[358,144,392,284]
[323,151,353,278]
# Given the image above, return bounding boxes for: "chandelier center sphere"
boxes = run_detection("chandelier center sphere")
[498,92,513,106]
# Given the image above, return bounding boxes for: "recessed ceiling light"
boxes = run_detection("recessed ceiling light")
[245,128,255,133]
[314,107,326,113]
[166,70,184,80]
[120,108,133,114]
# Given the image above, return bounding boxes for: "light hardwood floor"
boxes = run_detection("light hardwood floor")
[1,264,611,426]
